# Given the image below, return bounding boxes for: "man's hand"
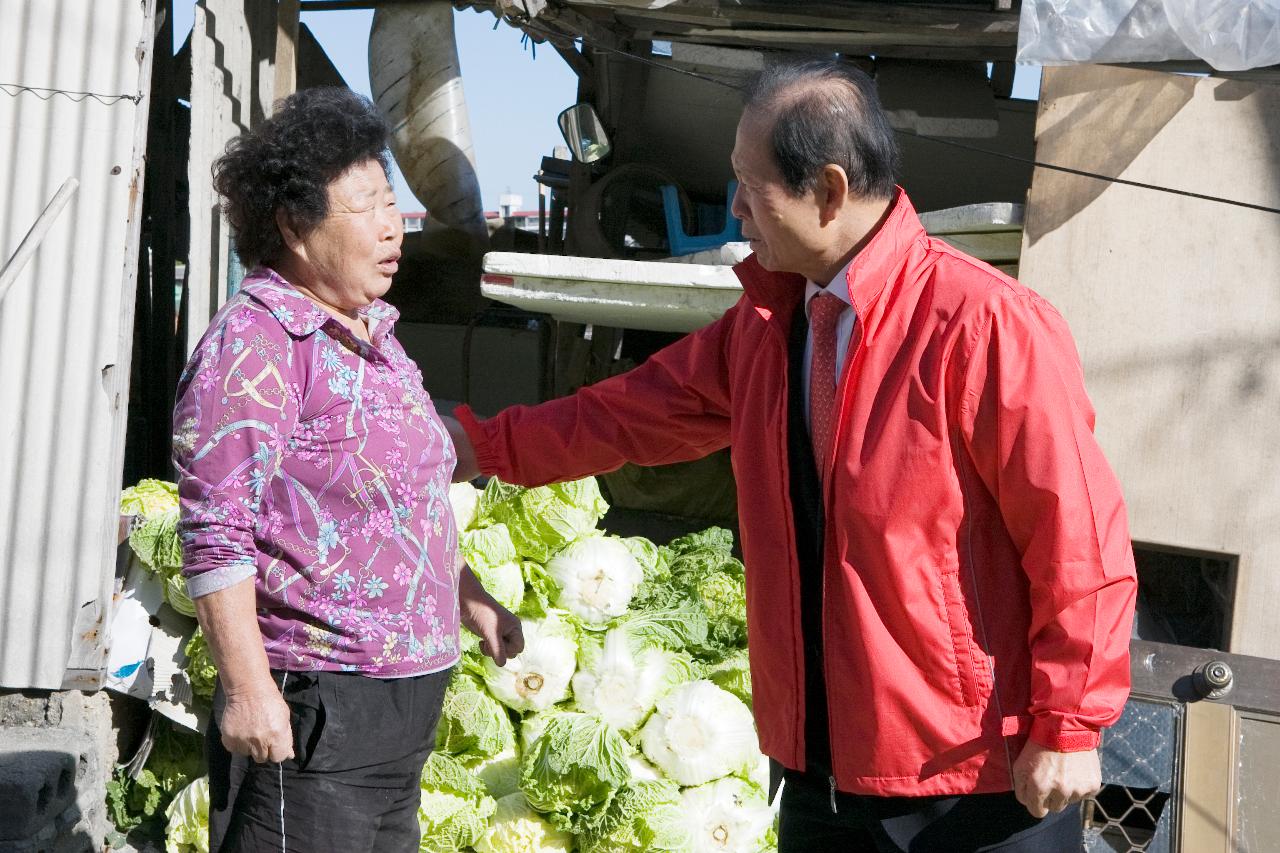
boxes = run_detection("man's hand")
[218,685,295,764]
[444,415,480,483]
[459,565,524,667]
[1012,741,1101,818]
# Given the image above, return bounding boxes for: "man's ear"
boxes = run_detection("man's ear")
[276,209,305,257]
[817,164,850,226]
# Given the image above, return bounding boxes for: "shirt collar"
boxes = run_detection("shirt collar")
[240,267,400,346]
[735,187,925,321]
[804,260,855,319]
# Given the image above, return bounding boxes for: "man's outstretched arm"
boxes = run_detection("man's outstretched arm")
[453,305,740,487]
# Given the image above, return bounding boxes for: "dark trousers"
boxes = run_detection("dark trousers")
[778,769,1083,853]
[207,667,451,853]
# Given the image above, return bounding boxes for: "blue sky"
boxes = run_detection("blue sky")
[171,3,578,213]
[170,4,1039,213]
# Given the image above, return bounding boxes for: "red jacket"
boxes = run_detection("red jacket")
[456,190,1137,797]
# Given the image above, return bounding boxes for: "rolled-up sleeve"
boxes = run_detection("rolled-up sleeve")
[172,313,299,598]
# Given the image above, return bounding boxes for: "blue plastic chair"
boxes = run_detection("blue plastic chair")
[660,180,744,256]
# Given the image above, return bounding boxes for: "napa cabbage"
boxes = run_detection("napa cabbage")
[519,711,631,833]
[577,778,690,853]
[121,479,179,517]
[462,523,520,569]
[129,511,184,577]
[571,627,692,733]
[183,630,217,701]
[165,574,197,618]
[478,478,609,563]
[473,792,574,853]
[672,776,774,853]
[483,613,578,713]
[449,482,481,532]
[639,680,759,787]
[435,673,516,760]
[707,649,753,709]
[545,536,643,626]
[417,752,497,852]
[163,776,210,853]
[472,559,526,614]
[464,746,522,799]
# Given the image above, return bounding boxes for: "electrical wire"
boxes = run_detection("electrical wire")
[511,17,1280,216]
[517,16,751,90]
[891,128,1280,216]
[0,82,142,105]
[278,669,289,853]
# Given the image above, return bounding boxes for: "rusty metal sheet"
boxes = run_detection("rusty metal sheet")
[0,0,152,689]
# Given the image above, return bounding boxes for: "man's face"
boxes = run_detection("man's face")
[730,109,824,278]
[297,158,403,309]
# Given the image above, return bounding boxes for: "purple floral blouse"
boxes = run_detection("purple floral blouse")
[173,268,460,676]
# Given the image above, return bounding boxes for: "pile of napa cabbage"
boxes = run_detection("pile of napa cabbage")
[430,477,776,853]
[115,475,776,853]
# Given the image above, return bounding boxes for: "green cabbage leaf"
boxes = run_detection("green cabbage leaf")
[417,752,498,852]
[519,711,631,834]
[163,776,210,853]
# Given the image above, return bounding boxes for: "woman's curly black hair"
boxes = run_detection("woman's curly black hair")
[212,86,392,268]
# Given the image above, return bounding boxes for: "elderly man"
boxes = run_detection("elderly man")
[450,59,1136,852]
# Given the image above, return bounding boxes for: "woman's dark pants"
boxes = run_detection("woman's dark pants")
[206,668,451,853]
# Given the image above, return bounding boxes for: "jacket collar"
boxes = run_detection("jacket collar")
[240,267,400,347]
[733,188,925,322]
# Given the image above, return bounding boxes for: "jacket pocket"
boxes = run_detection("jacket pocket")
[939,565,989,707]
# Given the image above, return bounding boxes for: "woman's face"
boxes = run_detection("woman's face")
[287,158,403,310]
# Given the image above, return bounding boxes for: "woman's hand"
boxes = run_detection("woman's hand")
[458,564,524,667]
[219,685,295,764]
[194,578,295,763]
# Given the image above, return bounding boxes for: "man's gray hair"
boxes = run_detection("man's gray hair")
[744,59,899,201]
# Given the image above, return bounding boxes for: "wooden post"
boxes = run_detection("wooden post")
[186,0,278,354]
[274,0,301,107]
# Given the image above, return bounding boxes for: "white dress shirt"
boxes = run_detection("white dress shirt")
[802,260,857,433]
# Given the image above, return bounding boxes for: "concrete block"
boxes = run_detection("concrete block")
[0,692,62,728]
[0,726,100,853]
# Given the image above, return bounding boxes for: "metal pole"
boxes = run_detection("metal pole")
[0,177,80,306]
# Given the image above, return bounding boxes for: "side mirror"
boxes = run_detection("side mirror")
[557,104,611,164]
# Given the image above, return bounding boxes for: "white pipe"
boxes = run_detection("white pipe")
[369,3,488,251]
[0,178,80,306]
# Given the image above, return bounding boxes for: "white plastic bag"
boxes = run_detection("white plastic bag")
[1017,0,1280,71]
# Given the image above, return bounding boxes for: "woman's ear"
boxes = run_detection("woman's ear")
[276,209,305,257]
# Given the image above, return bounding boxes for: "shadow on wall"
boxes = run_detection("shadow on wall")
[1024,67,1196,245]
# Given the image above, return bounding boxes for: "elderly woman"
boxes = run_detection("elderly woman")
[173,86,522,852]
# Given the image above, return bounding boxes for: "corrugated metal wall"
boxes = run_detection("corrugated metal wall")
[0,0,152,689]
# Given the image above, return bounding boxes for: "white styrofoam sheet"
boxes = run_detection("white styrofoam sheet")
[104,553,204,733]
[481,251,743,333]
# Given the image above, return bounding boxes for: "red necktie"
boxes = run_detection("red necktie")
[809,293,845,480]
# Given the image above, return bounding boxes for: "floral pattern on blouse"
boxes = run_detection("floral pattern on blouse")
[173,267,460,675]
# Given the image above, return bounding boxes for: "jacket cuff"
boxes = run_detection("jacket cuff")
[454,405,501,476]
[1029,715,1102,752]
